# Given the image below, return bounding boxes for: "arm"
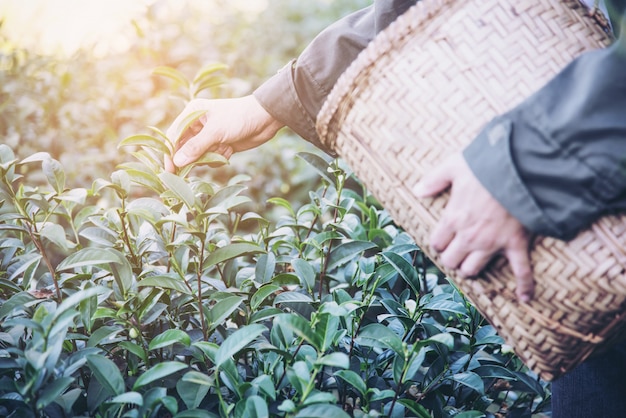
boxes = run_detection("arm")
[168,0,417,169]
[254,0,416,154]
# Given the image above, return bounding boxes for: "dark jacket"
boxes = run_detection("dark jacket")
[254,0,626,240]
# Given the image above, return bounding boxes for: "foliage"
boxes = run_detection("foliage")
[0,140,550,416]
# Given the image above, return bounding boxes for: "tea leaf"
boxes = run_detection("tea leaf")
[159,172,196,208]
[204,243,265,268]
[214,324,266,368]
[132,361,188,390]
[87,354,125,396]
[149,329,191,350]
[119,134,173,156]
[153,66,189,88]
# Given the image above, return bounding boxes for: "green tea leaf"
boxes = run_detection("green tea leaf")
[138,275,192,295]
[87,354,125,396]
[204,243,265,268]
[149,329,191,350]
[382,252,420,295]
[251,285,281,311]
[274,314,321,351]
[214,324,266,368]
[153,66,189,88]
[36,376,73,410]
[327,241,378,271]
[357,324,403,354]
[295,404,350,418]
[118,134,173,155]
[133,361,188,390]
[207,295,243,332]
[291,258,315,291]
[296,152,334,185]
[335,370,367,397]
[451,372,485,395]
[42,157,65,193]
[108,391,143,406]
[255,252,275,284]
[159,172,196,208]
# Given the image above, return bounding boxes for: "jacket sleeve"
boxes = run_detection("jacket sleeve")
[253,0,416,155]
[463,30,626,240]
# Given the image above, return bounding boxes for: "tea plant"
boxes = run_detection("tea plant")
[0,133,550,417]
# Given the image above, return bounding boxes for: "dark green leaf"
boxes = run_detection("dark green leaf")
[207,295,243,332]
[87,354,125,396]
[335,370,367,397]
[292,258,315,291]
[327,241,378,271]
[255,252,275,284]
[451,372,485,395]
[251,285,281,311]
[382,252,420,295]
[133,361,188,390]
[274,314,321,351]
[36,377,73,410]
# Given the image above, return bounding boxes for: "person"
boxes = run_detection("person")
[164,1,626,416]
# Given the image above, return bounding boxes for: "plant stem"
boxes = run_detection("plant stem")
[117,209,140,268]
[198,239,207,339]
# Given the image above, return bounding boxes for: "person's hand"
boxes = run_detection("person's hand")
[164,95,285,172]
[414,154,534,302]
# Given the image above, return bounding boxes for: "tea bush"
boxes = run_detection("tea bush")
[0,138,550,416]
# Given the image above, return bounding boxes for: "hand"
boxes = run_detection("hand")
[415,154,534,302]
[164,95,285,172]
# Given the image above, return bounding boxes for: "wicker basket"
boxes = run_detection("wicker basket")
[316,0,626,381]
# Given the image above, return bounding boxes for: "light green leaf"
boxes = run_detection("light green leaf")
[108,391,143,406]
[193,63,228,85]
[315,352,348,369]
[357,324,403,354]
[267,197,295,217]
[132,361,188,390]
[296,152,334,185]
[295,404,350,418]
[177,374,210,410]
[292,258,315,291]
[273,291,313,306]
[159,172,196,208]
[255,252,275,284]
[149,329,191,351]
[40,223,75,252]
[274,314,321,351]
[56,248,120,271]
[239,395,269,418]
[42,157,65,193]
[208,295,243,332]
[214,324,266,368]
[119,341,148,365]
[204,243,265,268]
[138,275,192,295]
[251,285,281,311]
[118,134,173,155]
[153,66,189,88]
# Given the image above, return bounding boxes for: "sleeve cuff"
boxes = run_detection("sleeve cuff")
[253,60,337,157]
[463,117,566,238]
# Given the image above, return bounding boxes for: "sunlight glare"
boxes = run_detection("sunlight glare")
[0,0,155,56]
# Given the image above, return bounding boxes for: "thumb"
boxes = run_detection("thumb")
[414,156,457,198]
[173,131,215,167]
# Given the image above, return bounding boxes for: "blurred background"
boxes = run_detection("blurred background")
[0,0,371,207]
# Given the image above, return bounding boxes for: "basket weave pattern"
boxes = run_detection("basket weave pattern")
[317,0,626,381]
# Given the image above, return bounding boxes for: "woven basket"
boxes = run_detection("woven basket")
[316,0,626,381]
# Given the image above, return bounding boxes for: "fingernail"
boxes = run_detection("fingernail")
[173,152,191,167]
[519,293,531,303]
[413,182,427,197]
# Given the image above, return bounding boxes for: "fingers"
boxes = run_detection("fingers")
[414,157,457,198]
[506,245,534,303]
